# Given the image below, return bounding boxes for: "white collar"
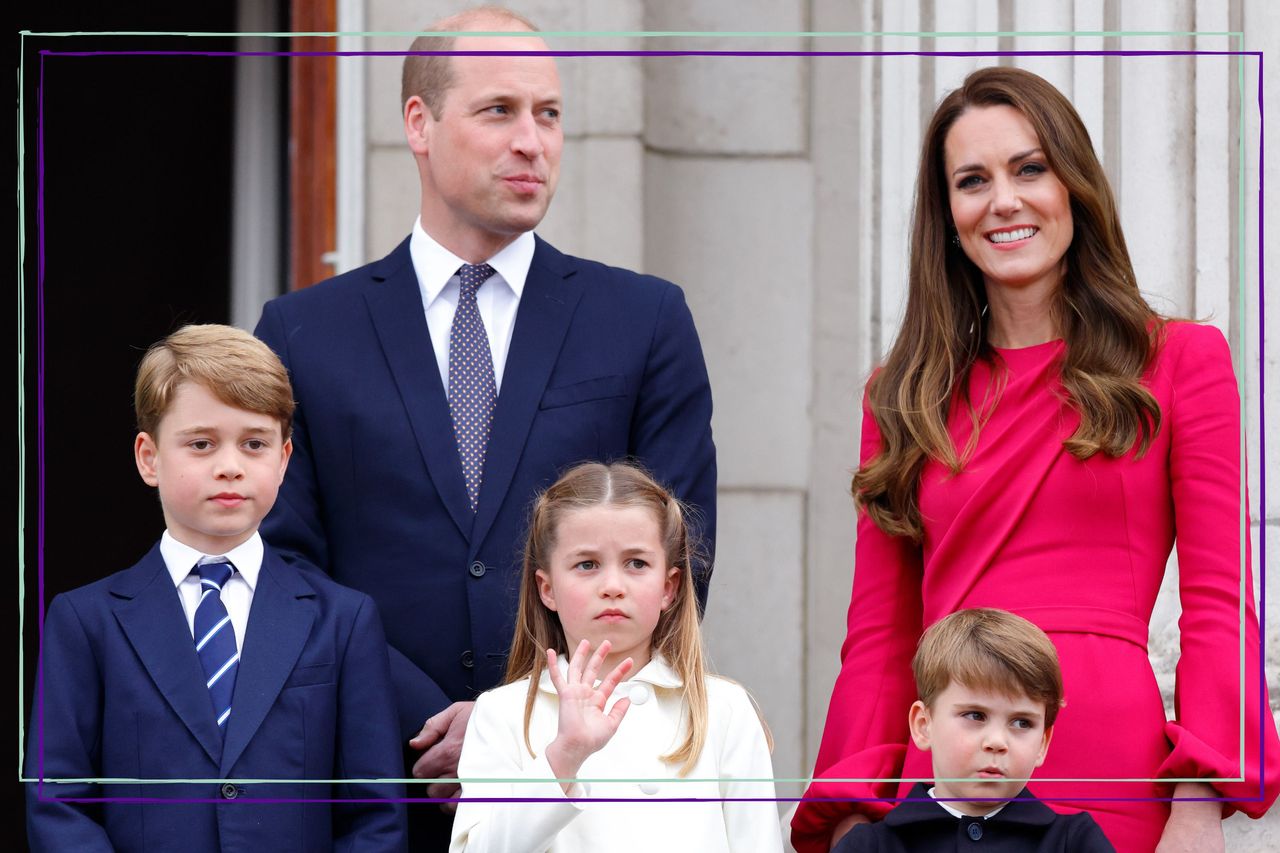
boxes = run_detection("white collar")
[410,217,534,309]
[927,786,1009,820]
[161,529,263,591]
[537,651,684,695]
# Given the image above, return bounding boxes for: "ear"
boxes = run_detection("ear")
[278,436,294,480]
[535,568,558,612]
[134,432,160,487]
[661,566,680,610]
[404,95,432,156]
[908,700,933,752]
[1035,724,1054,769]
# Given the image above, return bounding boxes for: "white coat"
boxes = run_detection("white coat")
[449,654,783,852]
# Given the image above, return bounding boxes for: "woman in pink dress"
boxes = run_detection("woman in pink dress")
[792,67,1278,853]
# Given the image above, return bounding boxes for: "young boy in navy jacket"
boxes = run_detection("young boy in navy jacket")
[26,324,406,852]
[834,608,1114,852]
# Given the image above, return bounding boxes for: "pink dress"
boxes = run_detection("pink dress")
[793,322,1279,853]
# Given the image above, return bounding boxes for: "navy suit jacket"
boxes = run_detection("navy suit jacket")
[25,543,406,853]
[254,236,716,735]
[832,783,1116,852]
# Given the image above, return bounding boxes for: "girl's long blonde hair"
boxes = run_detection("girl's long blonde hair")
[506,462,709,775]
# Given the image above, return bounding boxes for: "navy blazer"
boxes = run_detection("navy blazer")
[833,783,1116,852]
[254,236,716,735]
[25,543,406,853]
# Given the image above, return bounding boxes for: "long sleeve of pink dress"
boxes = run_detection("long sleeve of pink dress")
[792,323,1279,853]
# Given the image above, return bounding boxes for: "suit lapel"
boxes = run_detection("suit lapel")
[471,238,582,552]
[363,239,474,539]
[112,546,223,766]
[219,549,316,775]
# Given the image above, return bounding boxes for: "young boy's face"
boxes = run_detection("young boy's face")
[134,381,291,555]
[908,680,1052,816]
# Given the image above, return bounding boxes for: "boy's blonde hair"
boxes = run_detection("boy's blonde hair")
[913,608,1064,728]
[134,324,294,439]
[507,461,709,775]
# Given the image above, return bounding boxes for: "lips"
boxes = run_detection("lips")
[595,609,628,622]
[985,225,1038,244]
[503,174,545,194]
[975,767,1005,779]
[210,493,246,507]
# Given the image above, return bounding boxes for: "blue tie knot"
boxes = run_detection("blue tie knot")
[197,560,235,591]
[457,263,497,296]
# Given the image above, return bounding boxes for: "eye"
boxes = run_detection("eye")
[1018,162,1047,177]
[626,558,649,570]
[189,439,213,451]
[1011,718,1035,730]
[540,107,561,122]
[956,173,984,190]
[573,560,597,572]
[961,710,986,723]
[243,438,268,451]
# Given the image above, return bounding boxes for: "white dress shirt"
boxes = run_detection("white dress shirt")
[410,218,534,393]
[928,786,1009,820]
[161,530,263,653]
[450,654,783,852]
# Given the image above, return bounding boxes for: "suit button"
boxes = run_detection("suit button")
[966,820,983,841]
[220,783,239,800]
[461,650,474,669]
[469,561,486,578]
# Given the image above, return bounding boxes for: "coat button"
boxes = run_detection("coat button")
[220,782,239,800]
[461,650,474,669]
[627,683,650,705]
[966,820,983,841]
[468,561,486,578]
[638,781,660,795]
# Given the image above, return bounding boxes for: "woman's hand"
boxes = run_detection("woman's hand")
[1155,782,1224,853]
[544,639,633,792]
[828,811,871,850]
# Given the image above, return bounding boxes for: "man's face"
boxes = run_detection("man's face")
[410,31,563,260]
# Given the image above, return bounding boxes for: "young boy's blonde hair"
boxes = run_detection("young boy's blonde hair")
[913,608,1064,727]
[134,324,294,438]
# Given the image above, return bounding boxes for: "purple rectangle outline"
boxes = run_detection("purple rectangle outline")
[28,45,1267,807]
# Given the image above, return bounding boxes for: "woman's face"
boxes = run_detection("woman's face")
[944,104,1073,300]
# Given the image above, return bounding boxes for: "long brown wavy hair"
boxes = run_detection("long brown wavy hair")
[506,462,709,775]
[855,66,1162,541]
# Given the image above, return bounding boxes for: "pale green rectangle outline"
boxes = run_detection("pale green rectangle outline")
[17,28,1258,793]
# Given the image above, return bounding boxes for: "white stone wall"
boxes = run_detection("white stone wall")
[355,0,1279,842]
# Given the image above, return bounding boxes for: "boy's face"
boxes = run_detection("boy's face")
[909,681,1052,816]
[134,381,291,555]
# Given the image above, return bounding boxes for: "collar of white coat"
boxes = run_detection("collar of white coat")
[537,652,683,695]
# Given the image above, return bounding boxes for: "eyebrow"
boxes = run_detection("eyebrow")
[952,148,1043,177]
[172,425,276,436]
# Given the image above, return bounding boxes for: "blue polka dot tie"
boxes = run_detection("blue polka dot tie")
[193,559,239,734]
[449,263,498,511]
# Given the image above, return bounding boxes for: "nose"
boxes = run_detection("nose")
[989,175,1022,216]
[509,110,545,159]
[598,565,626,598]
[213,447,245,480]
[982,727,1009,753]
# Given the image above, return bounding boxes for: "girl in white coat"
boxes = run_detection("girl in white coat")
[450,462,782,852]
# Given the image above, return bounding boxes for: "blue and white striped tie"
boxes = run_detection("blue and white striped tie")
[194,560,239,733]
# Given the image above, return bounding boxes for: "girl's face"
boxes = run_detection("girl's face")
[944,104,1074,302]
[536,504,679,674]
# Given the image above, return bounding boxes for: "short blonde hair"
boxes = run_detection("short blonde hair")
[913,608,1065,728]
[400,5,541,118]
[134,324,294,439]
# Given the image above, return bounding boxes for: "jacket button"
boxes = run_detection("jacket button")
[638,781,660,795]
[461,650,474,669]
[966,820,983,841]
[220,782,239,800]
[469,561,486,578]
[627,683,650,705]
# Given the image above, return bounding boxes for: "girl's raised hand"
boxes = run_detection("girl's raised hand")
[544,639,634,786]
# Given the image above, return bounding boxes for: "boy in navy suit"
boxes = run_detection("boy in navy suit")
[833,609,1114,852]
[26,324,406,852]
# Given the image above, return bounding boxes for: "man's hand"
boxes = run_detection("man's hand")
[410,700,475,809]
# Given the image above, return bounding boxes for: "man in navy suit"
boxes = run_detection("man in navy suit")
[254,4,716,812]
[26,324,405,852]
